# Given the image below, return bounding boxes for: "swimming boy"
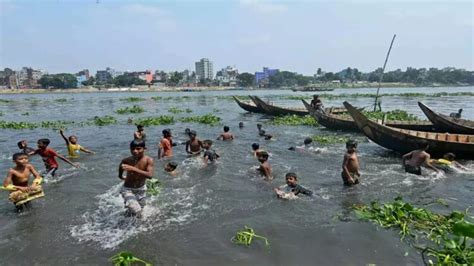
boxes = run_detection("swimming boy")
[186,130,203,156]
[164,161,178,176]
[17,140,35,155]
[289,137,322,153]
[402,144,440,175]
[158,129,173,159]
[134,125,147,142]
[341,140,360,186]
[257,151,272,180]
[252,143,262,157]
[217,126,234,141]
[203,140,220,165]
[29,138,78,177]
[59,129,94,159]
[273,172,313,199]
[257,124,272,140]
[239,122,244,129]
[118,140,154,217]
[3,153,43,206]
[431,153,468,171]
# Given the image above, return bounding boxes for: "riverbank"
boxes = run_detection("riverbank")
[1,83,472,94]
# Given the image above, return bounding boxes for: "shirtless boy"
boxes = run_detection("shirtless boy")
[341,140,360,186]
[402,144,440,175]
[3,153,43,206]
[60,129,94,159]
[164,161,178,176]
[257,151,272,180]
[158,129,173,159]
[186,130,203,155]
[217,126,234,141]
[29,138,78,177]
[118,140,154,216]
[252,143,262,157]
[134,125,147,142]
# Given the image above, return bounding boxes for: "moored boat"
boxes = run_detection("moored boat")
[344,101,474,159]
[418,102,474,134]
[250,96,309,116]
[233,96,265,113]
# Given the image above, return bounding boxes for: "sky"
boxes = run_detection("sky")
[0,0,473,75]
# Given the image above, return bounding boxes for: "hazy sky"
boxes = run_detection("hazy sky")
[0,0,472,74]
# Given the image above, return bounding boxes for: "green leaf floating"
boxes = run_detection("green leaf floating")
[231,226,270,248]
[146,179,161,196]
[109,251,152,266]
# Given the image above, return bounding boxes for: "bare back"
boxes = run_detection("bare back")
[405,150,429,167]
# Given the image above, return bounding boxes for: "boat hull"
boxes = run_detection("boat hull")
[233,96,264,113]
[418,102,474,134]
[251,96,309,116]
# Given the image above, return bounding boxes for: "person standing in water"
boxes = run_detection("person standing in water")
[59,129,95,159]
[134,125,147,142]
[402,144,441,175]
[341,140,360,186]
[118,140,154,217]
[257,151,272,180]
[202,140,220,166]
[158,129,173,159]
[185,130,203,155]
[217,126,234,141]
[29,138,78,177]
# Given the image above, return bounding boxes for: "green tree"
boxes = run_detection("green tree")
[113,74,147,87]
[166,71,183,86]
[38,74,77,89]
[236,72,255,87]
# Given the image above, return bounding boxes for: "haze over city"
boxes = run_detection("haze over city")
[1,0,473,74]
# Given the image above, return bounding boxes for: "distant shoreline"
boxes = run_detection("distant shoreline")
[1,83,472,95]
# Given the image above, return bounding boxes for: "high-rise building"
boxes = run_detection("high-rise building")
[255,67,279,87]
[195,58,214,80]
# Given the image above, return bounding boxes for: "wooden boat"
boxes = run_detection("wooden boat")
[344,101,474,159]
[233,96,264,113]
[418,102,474,134]
[302,100,435,132]
[250,96,308,116]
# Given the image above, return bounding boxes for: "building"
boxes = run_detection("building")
[216,66,239,86]
[195,58,214,81]
[96,70,113,84]
[77,69,90,80]
[255,67,279,87]
[136,70,153,84]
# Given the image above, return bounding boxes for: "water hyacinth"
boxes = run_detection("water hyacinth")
[134,115,175,126]
[146,179,161,196]
[179,114,221,125]
[0,99,14,103]
[115,105,144,114]
[120,97,145,102]
[353,197,473,265]
[363,110,419,121]
[55,98,68,102]
[0,120,37,129]
[231,226,270,248]
[92,115,117,126]
[271,115,318,126]
[168,107,186,114]
[311,135,350,144]
[150,96,162,101]
[109,252,152,266]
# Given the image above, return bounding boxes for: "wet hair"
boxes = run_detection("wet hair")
[304,137,313,145]
[185,128,191,134]
[203,139,213,146]
[288,146,296,151]
[162,129,171,137]
[68,135,76,142]
[239,122,244,127]
[257,123,262,128]
[38,138,50,146]
[223,126,230,132]
[130,140,146,149]
[257,150,269,159]
[458,109,463,113]
[17,140,26,149]
[13,152,28,161]
[166,161,178,170]
[251,143,259,151]
[346,139,357,148]
[137,124,144,130]
[313,94,319,98]
[189,130,197,137]
[285,172,298,180]
[443,153,456,161]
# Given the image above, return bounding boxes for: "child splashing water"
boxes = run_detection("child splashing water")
[29,138,79,178]
[60,129,95,159]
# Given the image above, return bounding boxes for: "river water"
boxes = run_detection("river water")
[0,87,473,265]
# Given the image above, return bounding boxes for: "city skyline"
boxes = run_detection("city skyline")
[1,0,472,74]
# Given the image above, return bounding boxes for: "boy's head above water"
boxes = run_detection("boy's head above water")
[130,140,146,157]
[165,161,178,172]
[304,137,313,145]
[188,130,197,138]
[162,128,171,137]
[17,140,27,149]
[257,123,262,129]
[137,124,144,131]
[13,153,28,165]
[223,126,230,132]
[285,172,298,186]
[346,139,357,152]
[251,143,259,151]
[68,135,78,144]
[443,153,456,161]
[203,139,213,149]
[257,151,269,162]
[37,138,50,149]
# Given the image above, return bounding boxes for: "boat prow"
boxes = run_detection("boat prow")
[418,102,474,134]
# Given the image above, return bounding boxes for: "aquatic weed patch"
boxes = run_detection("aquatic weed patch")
[54,98,68,102]
[120,97,145,102]
[179,114,221,125]
[0,99,14,103]
[109,251,152,266]
[0,120,38,129]
[146,179,161,196]
[311,135,350,144]
[168,107,192,114]
[270,115,318,126]
[353,197,473,265]
[231,226,270,248]
[115,105,144,114]
[363,110,419,121]
[92,115,117,126]
[134,115,175,126]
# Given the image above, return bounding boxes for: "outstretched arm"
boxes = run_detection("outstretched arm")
[56,153,79,168]
[402,151,413,166]
[423,155,440,172]
[60,129,69,145]
[80,146,94,154]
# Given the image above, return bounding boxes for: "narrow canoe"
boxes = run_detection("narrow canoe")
[233,96,265,113]
[344,101,474,159]
[250,96,309,116]
[303,100,435,132]
[418,102,474,134]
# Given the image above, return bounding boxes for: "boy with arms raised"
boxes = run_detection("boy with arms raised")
[60,129,95,159]
[341,140,360,186]
[29,138,78,177]
[118,140,154,217]
[3,153,43,206]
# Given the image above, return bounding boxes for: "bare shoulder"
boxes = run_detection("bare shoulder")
[121,156,134,164]
[26,164,37,170]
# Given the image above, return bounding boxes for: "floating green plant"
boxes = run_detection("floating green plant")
[0,99,13,103]
[21,112,29,116]
[168,107,186,114]
[109,252,152,266]
[271,115,318,126]
[179,114,221,125]
[120,97,145,102]
[353,197,473,265]
[311,135,350,144]
[92,115,117,126]
[40,120,76,129]
[55,98,68,102]
[0,112,3,116]
[363,110,419,121]
[116,105,144,114]
[231,226,270,248]
[0,120,37,129]
[151,96,162,101]
[146,179,161,196]
[135,115,175,126]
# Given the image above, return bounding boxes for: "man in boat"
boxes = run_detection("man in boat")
[449,109,463,119]
[310,95,324,111]
[402,144,441,175]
